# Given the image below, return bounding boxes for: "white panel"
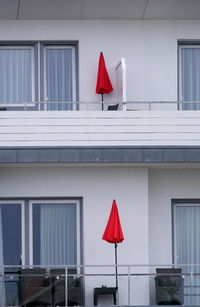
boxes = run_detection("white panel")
[0,0,18,19]
[1,0,200,20]
[18,0,84,19]
[145,0,200,19]
[81,0,147,19]
[3,125,200,134]
[116,58,127,109]
[1,110,200,146]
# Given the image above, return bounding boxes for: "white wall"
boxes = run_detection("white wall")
[148,168,200,304]
[149,168,200,265]
[0,19,200,103]
[0,164,149,305]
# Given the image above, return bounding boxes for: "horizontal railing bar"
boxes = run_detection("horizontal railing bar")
[1,272,199,276]
[0,263,200,268]
[1,100,200,105]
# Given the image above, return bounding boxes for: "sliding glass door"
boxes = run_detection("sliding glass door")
[0,201,24,306]
[0,48,34,103]
[0,199,81,306]
[0,43,77,109]
[0,199,81,266]
[44,46,76,110]
[179,45,200,110]
[0,201,23,267]
[30,200,80,266]
[174,204,200,305]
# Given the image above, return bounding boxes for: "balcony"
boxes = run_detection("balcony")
[0,264,199,306]
[0,101,200,148]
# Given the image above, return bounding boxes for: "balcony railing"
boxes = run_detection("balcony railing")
[1,101,200,111]
[0,264,200,306]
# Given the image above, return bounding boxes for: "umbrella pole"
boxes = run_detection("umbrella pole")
[115,243,118,289]
[101,93,104,111]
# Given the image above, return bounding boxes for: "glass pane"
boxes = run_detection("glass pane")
[175,205,200,305]
[0,204,21,268]
[181,47,200,110]
[0,48,33,102]
[0,204,21,306]
[45,48,73,110]
[33,203,77,265]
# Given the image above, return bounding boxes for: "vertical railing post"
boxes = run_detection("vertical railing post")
[190,265,193,305]
[148,101,151,110]
[128,265,131,306]
[65,266,68,306]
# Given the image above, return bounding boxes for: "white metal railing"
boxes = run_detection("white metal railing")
[0,264,200,306]
[1,101,200,111]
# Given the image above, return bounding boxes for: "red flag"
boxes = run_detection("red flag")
[102,200,124,243]
[96,52,113,94]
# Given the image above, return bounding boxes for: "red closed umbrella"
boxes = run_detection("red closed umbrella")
[102,200,124,289]
[96,52,113,110]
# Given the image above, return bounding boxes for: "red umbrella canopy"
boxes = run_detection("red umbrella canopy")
[102,200,124,243]
[96,52,113,94]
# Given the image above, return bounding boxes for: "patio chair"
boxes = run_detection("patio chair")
[155,268,184,305]
[18,268,52,306]
[107,103,119,110]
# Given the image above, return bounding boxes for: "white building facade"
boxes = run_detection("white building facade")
[1,1,200,306]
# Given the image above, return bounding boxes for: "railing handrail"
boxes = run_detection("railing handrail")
[0,263,200,268]
[1,100,200,104]
[1,100,200,111]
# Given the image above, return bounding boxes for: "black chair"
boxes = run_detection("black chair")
[107,103,119,110]
[18,268,52,306]
[155,268,184,305]
[50,269,83,306]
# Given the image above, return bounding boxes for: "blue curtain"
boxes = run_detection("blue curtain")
[0,49,32,102]
[40,203,76,265]
[46,49,73,110]
[181,48,200,110]
[175,206,200,305]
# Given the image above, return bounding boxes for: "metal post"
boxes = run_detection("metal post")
[128,265,131,305]
[190,265,193,305]
[65,266,68,306]
[115,243,118,290]
[101,93,104,111]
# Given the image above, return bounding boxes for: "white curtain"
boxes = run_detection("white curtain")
[0,49,32,102]
[181,47,200,110]
[0,208,5,306]
[46,48,73,110]
[40,203,76,265]
[176,205,200,305]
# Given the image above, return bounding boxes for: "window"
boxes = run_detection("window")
[173,202,200,304]
[0,199,81,267]
[0,42,77,110]
[179,44,200,110]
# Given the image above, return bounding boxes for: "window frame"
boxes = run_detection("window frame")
[29,199,81,266]
[43,44,77,107]
[0,45,36,102]
[0,198,82,267]
[178,42,200,108]
[172,199,200,264]
[0,41,78,106]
